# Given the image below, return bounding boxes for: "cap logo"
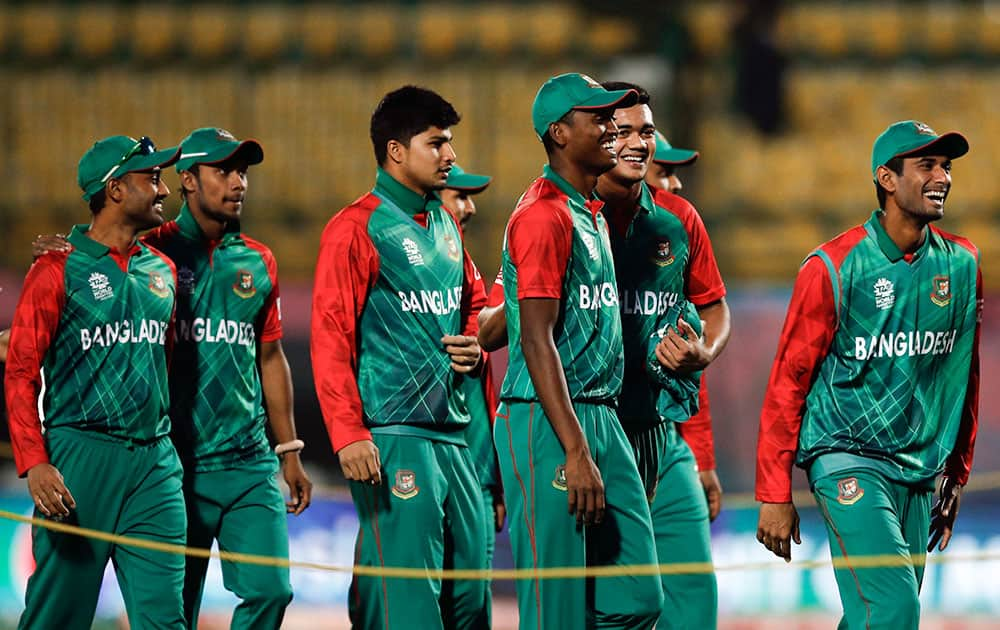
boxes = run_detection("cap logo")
[216,128,237,142]
[913,122,936,136]
[580,74,602,89]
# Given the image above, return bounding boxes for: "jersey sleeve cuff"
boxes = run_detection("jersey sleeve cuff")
[331,428,374,453]
[15,450,51,478]
[689,287,727,308]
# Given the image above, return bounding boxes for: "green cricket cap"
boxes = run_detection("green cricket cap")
[77,135,181,201]
[175,127,263,173]
[531,73,638,139]
[445,164,492,193]
[652,131,699,166]
[871,120,968,178]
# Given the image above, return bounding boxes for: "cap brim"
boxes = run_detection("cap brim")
[897,131,969,161]
[177,139,264,172]
[573,88,639,112]
[653,148,699,166]
[446,172,492,193]
[122,145,182,174]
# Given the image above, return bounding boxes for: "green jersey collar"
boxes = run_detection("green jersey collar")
[636,182,655,215]
[68,224,112,258]
[374,167,436,214]
[175,201,242,244]
[866,210,930,262]
[542,164,591,206]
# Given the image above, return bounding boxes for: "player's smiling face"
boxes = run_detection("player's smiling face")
[606,103,655,186]
[559,108,620,176]
[397,126,457,194]
[890,155,952,221]
[186,155,250,224]
[119,168,170,230]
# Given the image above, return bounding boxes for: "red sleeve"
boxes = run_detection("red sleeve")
[245,237,283,342]
[507,202,573,299]
[755,256,837,502]
[660,191,725,306]
[945,263,982,484]
[461,252,486,336]
[487,267,504,308]
[310,202,379,453]
[677,373,716,470]
[4,255,68,476]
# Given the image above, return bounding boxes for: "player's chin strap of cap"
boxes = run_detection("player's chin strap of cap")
[275,439,305,457]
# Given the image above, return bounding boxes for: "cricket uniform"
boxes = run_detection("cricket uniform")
[757,212,981,629]
[311,168,488,630]
[496,165,662,630]
[607,184,725,629]
[143,202,291,629]
[5,225,186,629]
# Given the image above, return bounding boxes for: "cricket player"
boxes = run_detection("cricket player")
[441,164,507,625]
[494,72,662,630]
[311,86,489,629]
[25,128,314,629]
[597,81,730,629]
[645,131,699,195]
[756,120,981,629]
[5,135,187,629]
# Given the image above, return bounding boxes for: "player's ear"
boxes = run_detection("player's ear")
[106,177,126,203]
[386,139,406,165]
[875,165,897,194]
[179,170,198,196]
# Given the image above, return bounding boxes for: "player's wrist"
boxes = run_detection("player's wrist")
[275,439,305,458]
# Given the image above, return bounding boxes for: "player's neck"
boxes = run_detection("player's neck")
[86,214,140,254]
[548,154,598,198]
[187,198,227,240]
[878,206,928,255]
[595,176,641,217]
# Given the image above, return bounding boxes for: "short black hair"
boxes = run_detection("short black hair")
[875,156,904,210]
[370,86,461,166]
[601,81,650,106]
[88,189,106,214]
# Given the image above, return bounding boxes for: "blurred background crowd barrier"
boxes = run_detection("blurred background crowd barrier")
[0,1,998,626]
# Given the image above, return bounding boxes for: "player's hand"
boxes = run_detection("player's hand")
[281,452,313,515]
[31,233,70,259]
[928,476,962,552]
[564,448,605,526]
[441,334,482,373]
[0,328,9,364]
[490,486,506,533]
[756,501,800,562]
[26,463,76,518]
[699,469,723,522]
[337,440,382,485]
[654,318,710,374]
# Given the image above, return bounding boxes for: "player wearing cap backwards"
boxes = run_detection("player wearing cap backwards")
[494,73,663,630]
[5,135,187,628]
[756,120,981,629]
[147,128,312,629]
[597,81,729,630]
[645,131,699,195]
[439,164,507,625]
[311,86,489,629]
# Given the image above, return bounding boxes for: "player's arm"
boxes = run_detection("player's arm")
[756,255,837,561]
[0,328,9,363]
[929,262,983,552]
[5,256,76,517]
[677,377,722,520]
[311,213,382,484]
[443,250,485,375]
[478,269,508,351]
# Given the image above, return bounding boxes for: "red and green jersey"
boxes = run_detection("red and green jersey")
[5,225,176,476]
[311,169,485,452]
[757,212,982,502]
[499,165,623,402]
[605,184,726,436]
[143,203,282,472]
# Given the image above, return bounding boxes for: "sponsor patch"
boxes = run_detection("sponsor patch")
[651,239,675,267]
[873,277,895,311]
[443,233,461,262]
[552,465,567,492]
[391,469,419,500]
[148,271,170,298]
[89,272,114,301]
[836,477,864,505]
[177,266,195,295]
[930,275,951,307]
[232,269,256,298]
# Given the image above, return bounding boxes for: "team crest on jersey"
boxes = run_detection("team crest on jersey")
[836,477,864,505]
[177,266,196,295]
[442,233,461,262]
[873,277,895,311]
[148,271,170,298]
[552,465,567,492]
[913,121,936,136]
[651,239,675,267]
[89,272,114,301]
[232,270,256,298]
[391,470,419,500]
[930,275,951,307]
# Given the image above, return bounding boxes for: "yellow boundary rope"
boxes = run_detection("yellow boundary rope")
[1,508,996,580]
